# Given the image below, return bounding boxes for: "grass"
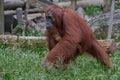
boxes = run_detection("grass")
[0,44,120,80]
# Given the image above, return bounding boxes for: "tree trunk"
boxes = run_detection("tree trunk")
[0,0,4,34]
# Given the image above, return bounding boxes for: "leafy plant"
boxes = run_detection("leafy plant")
[16,24,44,36]
[25,31,44,37]
[115,0,120,9]
[116,34,120,41]
[84,6,102,16]
[115,34,120,46]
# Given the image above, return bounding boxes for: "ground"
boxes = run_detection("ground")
[0,44,120,80]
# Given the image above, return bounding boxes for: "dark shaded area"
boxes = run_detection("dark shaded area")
[4,15,18,33]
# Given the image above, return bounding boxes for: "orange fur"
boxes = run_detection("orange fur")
[42,5,112,69]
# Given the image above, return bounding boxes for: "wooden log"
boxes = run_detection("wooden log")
[4,0,25,10]
[4,8,44,15]
[58,0,105,8]
[39,0,105,8]
[0,35,117,53]
[12,13,43,21]
[4,0,105,10]
[0,35,46,46]
[26,13,44,20]
[4,0,39,10]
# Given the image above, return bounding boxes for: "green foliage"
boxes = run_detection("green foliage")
[95,32,106,40]
[25,31,44,37]
[0,44,120,80]
[116,34,120,42]
[16,24,44,36]
[115,34,120,46]
[84,6,102,16]
[17,23,25,31]
[115,2,120,9]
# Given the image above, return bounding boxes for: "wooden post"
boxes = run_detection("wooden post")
[24,2,29,21]
[103,0,111,12]
[16,8,26,36]
[16,8,23,23]
[0,0,4,34]
[24,1,29,36]
[107,0,115,39]
[73,0,78,10]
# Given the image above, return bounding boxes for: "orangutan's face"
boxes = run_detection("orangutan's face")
[46,13,55,31]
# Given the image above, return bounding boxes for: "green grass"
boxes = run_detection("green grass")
[0,44,120,80]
